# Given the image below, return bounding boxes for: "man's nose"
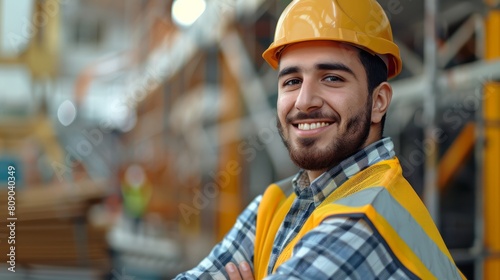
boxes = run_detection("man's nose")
[295,80,323,113]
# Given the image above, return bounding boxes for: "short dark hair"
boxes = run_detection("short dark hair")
[357,49,388,136]
[358,50,387,94]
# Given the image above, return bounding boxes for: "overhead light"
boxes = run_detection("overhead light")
[171,0,206,28]
[57,100,77,126]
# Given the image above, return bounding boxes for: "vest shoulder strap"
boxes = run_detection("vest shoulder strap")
[254,175,296,279]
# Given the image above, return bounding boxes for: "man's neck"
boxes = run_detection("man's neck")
[304,137,384,184]
[306,169,327,183]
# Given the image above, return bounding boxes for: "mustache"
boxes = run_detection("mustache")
[285,111,338,123]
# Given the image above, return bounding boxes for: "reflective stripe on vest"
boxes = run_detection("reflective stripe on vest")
[254,158,464,279]
[328,187,463,279]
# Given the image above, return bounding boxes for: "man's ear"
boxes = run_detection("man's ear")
[371,82,393,124]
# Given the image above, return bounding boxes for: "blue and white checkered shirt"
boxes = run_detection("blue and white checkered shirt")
[174,138,415,279]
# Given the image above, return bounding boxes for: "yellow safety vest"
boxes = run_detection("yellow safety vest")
[254,158,465,279]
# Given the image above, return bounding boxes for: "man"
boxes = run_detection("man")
[175,0,464,279]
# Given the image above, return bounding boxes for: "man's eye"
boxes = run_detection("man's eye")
[284,79,301,86]
[323,76,343,82]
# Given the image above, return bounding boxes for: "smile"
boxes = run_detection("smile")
[297,122,331,131]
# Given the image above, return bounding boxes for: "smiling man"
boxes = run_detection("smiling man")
[275,41,383,182]
[175,0,464,279]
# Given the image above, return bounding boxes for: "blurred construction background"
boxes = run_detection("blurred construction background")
[0,0,499,279]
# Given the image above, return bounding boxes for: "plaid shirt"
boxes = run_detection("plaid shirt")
[175,138,414,279]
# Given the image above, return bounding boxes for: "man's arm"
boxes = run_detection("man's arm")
[174,195,261,280]
[264,217,414,279]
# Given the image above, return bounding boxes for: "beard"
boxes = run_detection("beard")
[277,102,372,171]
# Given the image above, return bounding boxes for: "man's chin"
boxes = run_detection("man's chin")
[288,147,337,171]
[291,138,330,151]
[296,137,318,148]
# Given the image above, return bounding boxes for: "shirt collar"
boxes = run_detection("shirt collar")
[292,137,396,206]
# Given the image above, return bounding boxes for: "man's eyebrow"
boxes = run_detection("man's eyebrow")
[278,63,357,79]
[278,66,300,79]
[316,63,356,78]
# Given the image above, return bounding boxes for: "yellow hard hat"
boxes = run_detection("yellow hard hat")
[262,0,403,79]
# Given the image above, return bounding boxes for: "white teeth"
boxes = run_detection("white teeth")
[298,122,330,131]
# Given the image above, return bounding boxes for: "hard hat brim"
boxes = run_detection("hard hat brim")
[262,31,402,79]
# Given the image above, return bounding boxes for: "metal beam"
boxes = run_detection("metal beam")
[391,59,500,107]
[394,39,423,75]
[484,8,500,279]
[438,14,481,68]
[123,0,268,110]
[218,30,294,178]
[422,0,440,223]
[437,122,475,190]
